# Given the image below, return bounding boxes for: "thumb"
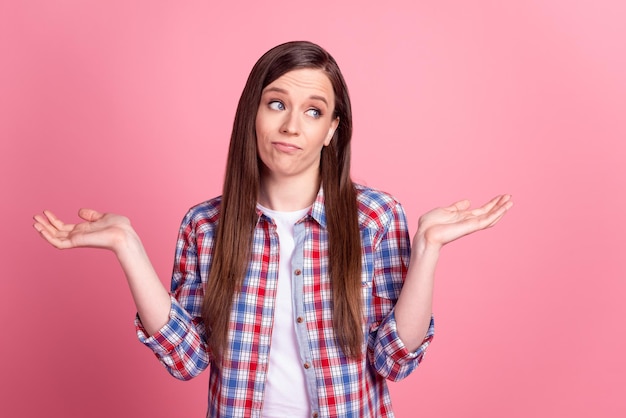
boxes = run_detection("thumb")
[78,208,104,222]
[449,199,471,211]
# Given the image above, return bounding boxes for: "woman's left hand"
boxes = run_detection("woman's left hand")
[416,194,513,251]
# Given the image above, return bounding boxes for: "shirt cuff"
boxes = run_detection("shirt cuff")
[373,310,435,379]
[135,295,194,356]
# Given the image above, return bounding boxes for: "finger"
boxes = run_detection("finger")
[33,213,51,228]
[480,211,508,230]
[475,198,513,229]
[32,223,72,249]
[470,194,510,217]
[486,195,513,218]
[474,195,505,215]
[78,208,105,222]
[42,210,75,232]
[33,215,70,240]
[32,221,45,235]
[34,213,61,234]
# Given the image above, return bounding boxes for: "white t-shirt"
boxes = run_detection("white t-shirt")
[258,204,311,418]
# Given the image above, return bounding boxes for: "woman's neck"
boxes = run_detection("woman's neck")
[258,173,320,212]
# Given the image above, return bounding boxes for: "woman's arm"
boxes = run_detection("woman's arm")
[33,209,171,335]
[395,194,513,351]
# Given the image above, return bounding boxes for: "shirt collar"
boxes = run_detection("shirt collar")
[309,186,327,228]
[254,186,328,228]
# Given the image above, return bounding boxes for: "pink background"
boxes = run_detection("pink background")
[2,1,625,417]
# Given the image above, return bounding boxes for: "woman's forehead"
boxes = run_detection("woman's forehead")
[264,68,334,100]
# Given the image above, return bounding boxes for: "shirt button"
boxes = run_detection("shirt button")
[303,362,310,369]
[296,316,304,323]
[294,269,302,276]
[312,413,319,418]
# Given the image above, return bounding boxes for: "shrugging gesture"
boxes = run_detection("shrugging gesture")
[31,41,515,418]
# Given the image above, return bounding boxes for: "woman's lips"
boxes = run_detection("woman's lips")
[272,142,301,153]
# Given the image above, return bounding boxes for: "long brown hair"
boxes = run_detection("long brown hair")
[202,41,362,363]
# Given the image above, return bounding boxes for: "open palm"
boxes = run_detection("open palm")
[417,194,513,249]
[33,209,133,251]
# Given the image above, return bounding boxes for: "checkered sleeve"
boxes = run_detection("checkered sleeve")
[135,207,211,381]
[369,201,434,381]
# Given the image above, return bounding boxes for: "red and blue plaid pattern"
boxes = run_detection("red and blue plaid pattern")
[136,185,434,417]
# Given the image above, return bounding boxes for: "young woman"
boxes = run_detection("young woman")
[33,41,512,417]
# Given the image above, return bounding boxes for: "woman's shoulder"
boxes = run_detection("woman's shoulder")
[354,183,405,228]
[180,196,223,232]
[354,183,402,209]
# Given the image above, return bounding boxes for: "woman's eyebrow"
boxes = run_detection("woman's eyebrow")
[263,86,287,95]
[309,95,329,106]
[262,87,329,106]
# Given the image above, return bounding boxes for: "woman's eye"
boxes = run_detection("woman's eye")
[306,108,322,118]
[269,101,285,111]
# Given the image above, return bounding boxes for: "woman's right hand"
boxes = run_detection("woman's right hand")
[33,209,135,253]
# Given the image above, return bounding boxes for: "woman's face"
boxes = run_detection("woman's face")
[255,68,339,183]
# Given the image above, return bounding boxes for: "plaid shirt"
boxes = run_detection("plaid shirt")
[136,185,434,418]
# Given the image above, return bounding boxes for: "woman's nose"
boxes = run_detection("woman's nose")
[280,111,300,135]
